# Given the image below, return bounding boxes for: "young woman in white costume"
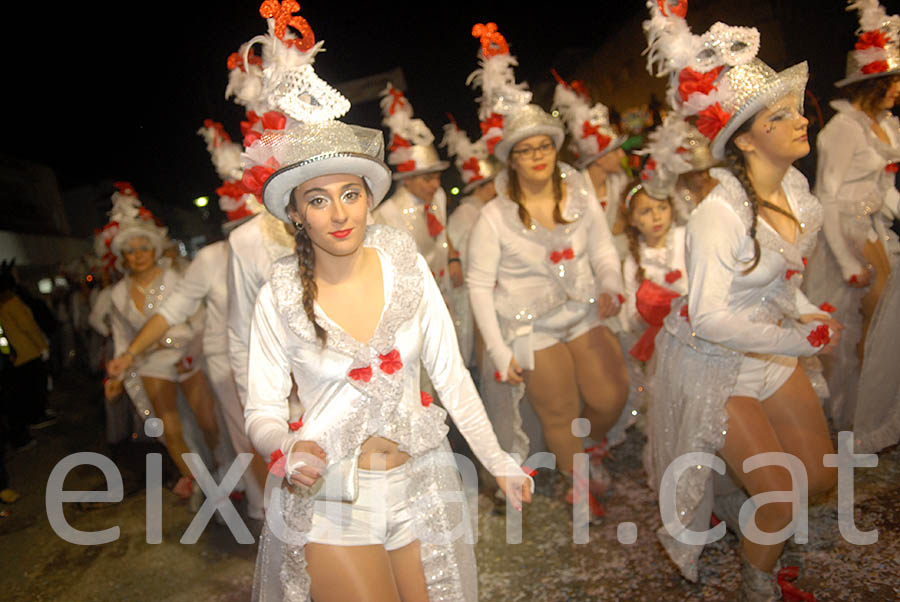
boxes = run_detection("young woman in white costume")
[805,0,900,450]
[642,3,839,599]
[466,27,628,517]
[101,184,219,501]
[236,10,531,601]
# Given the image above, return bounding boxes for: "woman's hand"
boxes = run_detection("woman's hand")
[506,357,524,385]
[800,313,843,355]
[848,267,873,288]
[106,352,133,380]
[449,260,464,288]
[495,472,533,512]
[104,378,124,401]
[595,293,621,319]
[286,440,327,488]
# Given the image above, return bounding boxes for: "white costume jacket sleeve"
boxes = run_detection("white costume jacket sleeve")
[158,249,212,329]
[466,214,513,375]
[227,229,265,406]
[244,283,295,457]
[816,114,867,280]
[622,253,641,332]
[584,191,626,299]
[88,287,112,337]
[686,196,824,357]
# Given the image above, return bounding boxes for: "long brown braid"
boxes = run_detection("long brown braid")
[506,162,570,228]
[725,123,802,275]
[622,180,646,283]
[293,225,327,346]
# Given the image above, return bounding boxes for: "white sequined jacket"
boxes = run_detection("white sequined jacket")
[245,224,525,602]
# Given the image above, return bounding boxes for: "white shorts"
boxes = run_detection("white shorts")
[306,464,416,551]
[731,353,797,401]
[530,301,602,352]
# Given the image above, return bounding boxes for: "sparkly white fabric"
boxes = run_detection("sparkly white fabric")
[468,164,623,378]
[466,164,623,456]
[373,185,451,295]
[227,213,296,407]
[245,225,526,602]
[805,99,900,440]
[647,167,828,581]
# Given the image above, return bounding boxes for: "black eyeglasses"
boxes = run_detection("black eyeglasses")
[510,142,555,159]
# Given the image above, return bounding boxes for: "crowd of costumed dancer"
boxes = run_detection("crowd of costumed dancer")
[78,1,900,600]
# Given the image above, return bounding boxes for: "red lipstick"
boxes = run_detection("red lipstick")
[330,229,352,239]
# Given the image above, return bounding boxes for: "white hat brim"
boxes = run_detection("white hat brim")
[835,66,900,88]
[494,126,565,163]
[391,161,451,180]
[262,153,393,224]
[110,225,166,259]
[573,135,628,170]
[710,62,808,161]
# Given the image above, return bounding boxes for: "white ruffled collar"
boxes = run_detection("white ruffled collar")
[707,167,822,269]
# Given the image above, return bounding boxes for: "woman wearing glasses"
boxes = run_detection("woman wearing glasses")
[467,103,628,516]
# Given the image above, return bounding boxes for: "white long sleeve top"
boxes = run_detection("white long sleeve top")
[244,225,523,479]
[226,213,295,406]
[447,195,484,271]
[622,225,688,332]
[157,240,229,356]
[373,185,450,292]
[682,168,829,357]
[467,163,624,375]
[88,286,113,337]
[815,100,900,280]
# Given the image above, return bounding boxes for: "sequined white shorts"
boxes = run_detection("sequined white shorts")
[731,353,797,401]
[306,464,416,551]
[530,301,602,351]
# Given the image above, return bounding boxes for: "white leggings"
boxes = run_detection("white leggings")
[306,464,417,551]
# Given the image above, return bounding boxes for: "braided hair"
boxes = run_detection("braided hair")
[725,121,801,275]
[506,158,570,229]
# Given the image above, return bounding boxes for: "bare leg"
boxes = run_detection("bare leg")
[566,326,629,438]
[179,370,220,453]
[859,239,891,359]
[142,376,192,477]
[389,540,429,602]
[719,367,837,572]
[522,343,581,474]
[305,543,402,602]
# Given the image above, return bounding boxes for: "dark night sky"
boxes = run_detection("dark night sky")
[6,0,899,229]
[8,2,638,212]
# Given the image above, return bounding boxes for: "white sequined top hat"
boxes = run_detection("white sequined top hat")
[196,120,264,227]
[467,22,564,163]
[552,72,626,170]
[379,83,450,180]
[97,182,168,272]
[643,0,807,160]
[835,0,900,87]
[234,1,391,223]
[441,119,502,194]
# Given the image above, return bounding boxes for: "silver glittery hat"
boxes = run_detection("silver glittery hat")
[250,121,391,224]
[552,74,626,170]
[493,104,565,163]
[835,0,900,87]
[380,83,450,180]
[236,2,391,223]
[708,59,808,160]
